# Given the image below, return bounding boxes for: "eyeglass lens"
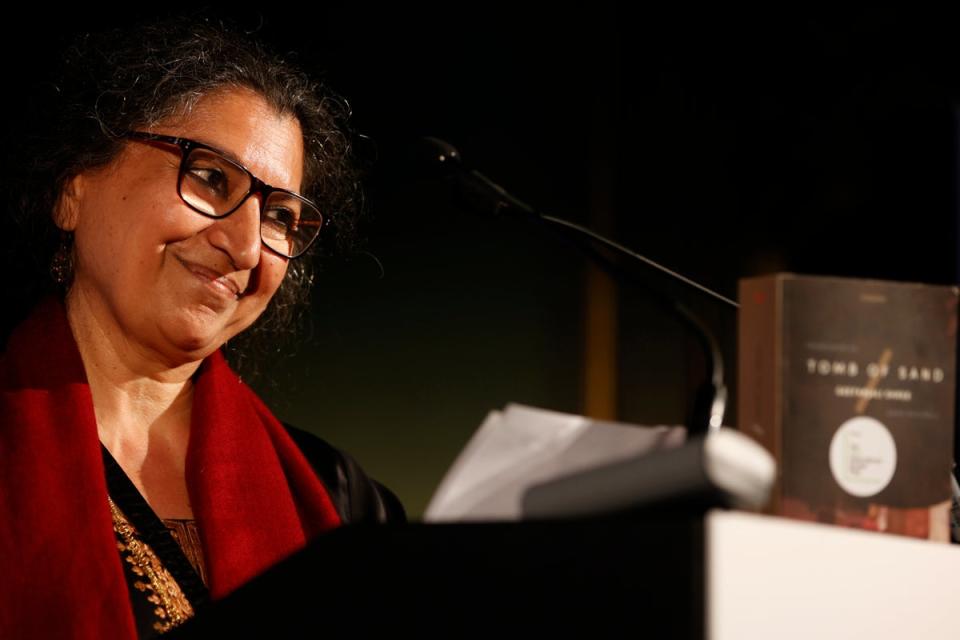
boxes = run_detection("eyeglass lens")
[179,147,322,258]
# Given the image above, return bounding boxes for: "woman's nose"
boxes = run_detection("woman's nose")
[207,195,263,271]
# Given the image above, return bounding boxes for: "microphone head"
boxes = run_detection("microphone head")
[416,137,464,177]
[412,136,536,218]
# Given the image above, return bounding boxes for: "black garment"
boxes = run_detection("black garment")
[103,425,405,638]
[283,424,406,525]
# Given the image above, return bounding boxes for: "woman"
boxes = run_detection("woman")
[0,16,403,638]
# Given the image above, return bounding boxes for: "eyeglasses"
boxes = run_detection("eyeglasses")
[124,131,324,259]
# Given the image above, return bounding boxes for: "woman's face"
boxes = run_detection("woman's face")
[60,87,304,364]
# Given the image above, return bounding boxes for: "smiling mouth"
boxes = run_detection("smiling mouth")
[177,257,245,299]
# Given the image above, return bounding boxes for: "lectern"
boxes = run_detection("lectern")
[170,511,959,638]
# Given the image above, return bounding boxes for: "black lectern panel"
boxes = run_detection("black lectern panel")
[171,515,705,638]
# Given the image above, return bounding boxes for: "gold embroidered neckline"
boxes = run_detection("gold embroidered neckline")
[108,497,195,633]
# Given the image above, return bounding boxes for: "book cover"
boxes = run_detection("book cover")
[738,273,958,541]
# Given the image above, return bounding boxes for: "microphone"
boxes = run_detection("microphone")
[418,137,738,309]
[419,136,734,434]
[419,137,537,218]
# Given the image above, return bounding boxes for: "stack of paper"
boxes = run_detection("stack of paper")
[424,404,687,521]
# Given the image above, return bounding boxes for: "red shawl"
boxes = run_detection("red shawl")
[0,298,342,637]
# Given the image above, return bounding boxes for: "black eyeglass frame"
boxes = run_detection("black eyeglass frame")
[123,130,324,259]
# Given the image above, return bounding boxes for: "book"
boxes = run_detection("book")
[424,403,774,522]
[738,273,958,541]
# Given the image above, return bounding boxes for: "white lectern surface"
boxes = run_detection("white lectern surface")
[708,511,958,640]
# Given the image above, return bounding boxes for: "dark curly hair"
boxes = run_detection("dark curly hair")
[6,15,362,376]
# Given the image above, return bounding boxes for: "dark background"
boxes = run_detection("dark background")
[5,6,960,516]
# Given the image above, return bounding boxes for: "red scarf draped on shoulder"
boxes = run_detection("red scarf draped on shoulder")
[0,298,342,638]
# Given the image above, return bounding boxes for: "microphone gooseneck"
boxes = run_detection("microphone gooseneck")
[418,137,737,309]
[420,136,733,434]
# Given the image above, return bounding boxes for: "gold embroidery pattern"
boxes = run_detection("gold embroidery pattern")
[109,497,195,633]
[163,519,208,586]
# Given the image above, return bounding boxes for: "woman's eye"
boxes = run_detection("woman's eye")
[187,166,229,195]
[262,207,297,237]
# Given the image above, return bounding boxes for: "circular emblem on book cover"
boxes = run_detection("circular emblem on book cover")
[829,416,897,497]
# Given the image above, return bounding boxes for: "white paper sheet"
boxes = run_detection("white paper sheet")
[424,404,686,521]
